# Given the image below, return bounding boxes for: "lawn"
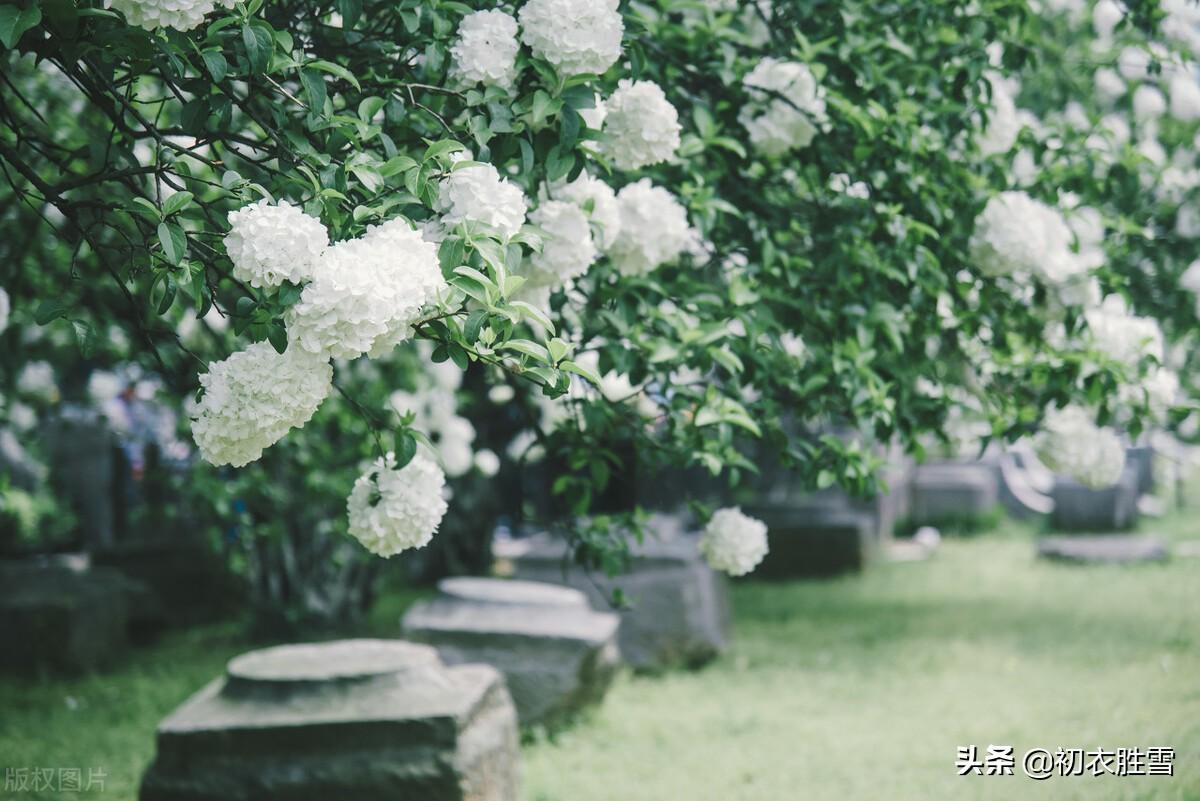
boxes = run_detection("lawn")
[2,515,1198,800]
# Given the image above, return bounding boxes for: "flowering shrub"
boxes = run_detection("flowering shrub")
[1,0,1195,587]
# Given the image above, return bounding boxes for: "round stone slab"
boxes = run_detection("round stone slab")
[225,639,439,697]
[1037,535,1169,564]
[439,577,587,608]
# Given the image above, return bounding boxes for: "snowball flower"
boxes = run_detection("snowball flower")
[525,201,597,295]
[549,171,621,250]
[1084,294,1164,370]
[287,219,446,360]
[1093,68,1126,104]
[607,179,691,276]
[700,507,769,576]
[190,342,333,468]
[598,80,681,170]
[435,163,528,239]
[449,10,520,89]
[110,0,234,30]
[970,191,1087,285]
[1132,85,1167,120]
[978,74,1021,156]
[739,58,827,156]
[1093,0,1123,39]
[87,371,124,404]
[225,200,329,289]
[0,287,9,333]
[518,0,623,77]
[17,361,57,403]
[1169,71,1200,121]
[346,451,448,557]
[474,448,501,476]
[1034,405,1126,489]
[1120,365,1179,422]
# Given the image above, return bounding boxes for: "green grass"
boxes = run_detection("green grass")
[1,514,1198,800]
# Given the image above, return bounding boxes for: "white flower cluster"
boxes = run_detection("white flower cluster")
[389,358,477,478]
[598,80,681,170]
[1119,365,1179,423]
[1169,70,1200,121]
[0,287,9,333]
[449,10,520,89]
[549,171,622,250]
[739,58,827,156]
[700,507,769,576]
[524,201,597,303]
[435,163,529,240]
[287,220,446,360]
[190,342,333,468]
[109,0,234,31]
[518,0,623,77]
[346,451,448,557]
[17,361,58,403]
[970,191,1090,286]
[978,74,1022,156]
[1034,405,1126,489]
[608,179,691,276]
[224,200,329,290]
[1084,294,1164,371]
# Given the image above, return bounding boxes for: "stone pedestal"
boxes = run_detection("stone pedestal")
[909,462,999,527]
[1125,445,1155,496]
[403,578,619,727]
[1051,467,1139,531]
[495,523,730,671]
[744,502,875,578]
[42,412,120,550]
[140,639,520,801]
[0,562,132,674]
[1037,535,1169,564]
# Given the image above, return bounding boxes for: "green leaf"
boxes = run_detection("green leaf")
[299,69,327,112]
[0,4,41,49]
[157,223,187,265]
[336,0,362,29]
[560,359,602,387]
[156,276,177,314]
[35,299,69,326]
[241,23,272,74]
[502,338,551,363]
[394,429,418,468]
[201,49,228,82]
[268,325,288,354]
[71,320,96,358]
[162,191,194,218]
[306,59,360,89]
[422,138,468,164]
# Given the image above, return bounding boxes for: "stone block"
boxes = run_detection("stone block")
[140,639,520,801]
[1037,535,1169,564]
[910,462,999,526]
[1125,445,1156,496]
[0,562,131,674]
[403,577,619,727]
[1051,467,1139,532]
[744,502,875,578]
[495,521,730,670]
[92,537,239,625]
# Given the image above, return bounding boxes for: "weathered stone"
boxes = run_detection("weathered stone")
[93,537,238,625]
[1051,467,1139,531]
[402,577,619,727]
[743,501,875,578]
[909,462,999,526]
[140,639,520,801]
[1037,535,1169,564]
[0,562,132,674]
[1125,445,1156,496]
[495,521,730,670]
[42,411,121,550]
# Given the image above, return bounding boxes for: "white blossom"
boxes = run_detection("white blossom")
[524,201,597,299]
[598,80,681,170]
[110,0,235,31]
[287,220,446,360]
[225,200,329,290]
[1120,366,1179,422]
[1094,68,1127,104]
[1084,294,1164,370]
[739,58,827,156]
[449,10,520,89]
[17,361,57,403]
[435,163,528,239]
[1132,84,1167,120]
[518,0,623,77]
[978,74,1022,156]
[549,171,621,250]
[608,179,690,276]
[1093,0,1123,39]
[700,507,769,576]
[0,287,9,333]
[970,191,1088,285]
[1034,405,1126,489]
[190,342,333,468]
[1118,46,1152,81]
[1169,71,1200,121]
[474,448,501,476]
[346,451,448,557]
